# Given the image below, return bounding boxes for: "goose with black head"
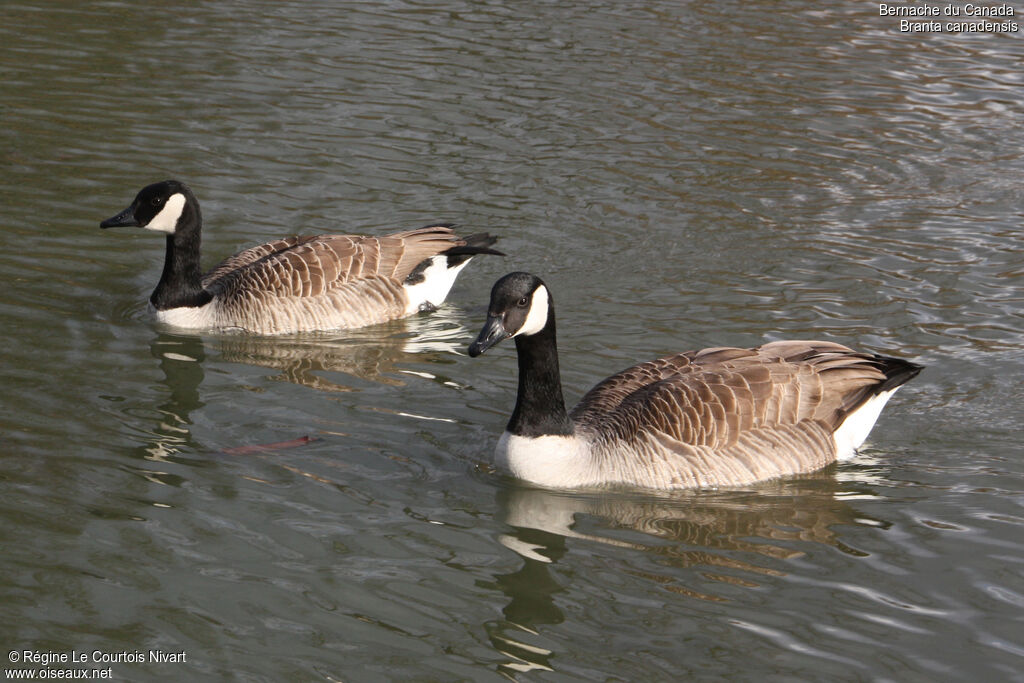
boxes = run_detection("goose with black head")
[469,272,922,490]
[101,180,503,334]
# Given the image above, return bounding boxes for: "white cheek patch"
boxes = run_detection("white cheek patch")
[144,193,186,233]
[512,285,549,337]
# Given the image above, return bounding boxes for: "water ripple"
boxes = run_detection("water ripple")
[2,1,1023,680]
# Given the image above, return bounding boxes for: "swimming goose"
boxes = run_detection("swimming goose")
[468,272,922,490]
[100,180,503,334]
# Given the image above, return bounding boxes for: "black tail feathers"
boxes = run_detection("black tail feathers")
[443,232,505,266]
[873,354,924,393]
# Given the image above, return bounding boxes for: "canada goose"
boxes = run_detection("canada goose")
[100,180,503,334]
[468,272,923,490]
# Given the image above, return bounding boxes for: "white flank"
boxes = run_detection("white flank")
[402,256,471,315]
[832,388,900,460]
[145,193,187,234]
[152,301,218,329]
[512,285,549,338]
[495,431,594,488]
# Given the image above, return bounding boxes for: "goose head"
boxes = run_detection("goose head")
[100,180,196,235]
[469,272,552,357]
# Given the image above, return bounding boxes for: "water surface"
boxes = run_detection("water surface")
[1,1,1022,680]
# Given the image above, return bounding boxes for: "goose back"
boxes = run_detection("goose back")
[570,341,914,488]
[191,226,482,333]
[203,226,465,295]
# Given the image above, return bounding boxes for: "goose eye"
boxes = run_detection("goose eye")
[151,197,162,207]
[517,297,529,307]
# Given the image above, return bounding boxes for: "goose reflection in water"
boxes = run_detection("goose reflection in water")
[132,308,470,469]
[484,477,890,675]
[202,304,471,393]
[133,334,207,474]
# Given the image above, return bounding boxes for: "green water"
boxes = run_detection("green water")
[2,1,1022,680]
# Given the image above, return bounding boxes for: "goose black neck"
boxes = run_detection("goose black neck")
[507,311,574,438]
[149,199,212,310]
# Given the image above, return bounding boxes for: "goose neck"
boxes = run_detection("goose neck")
[150,200,211,310]
[508,316,574,438]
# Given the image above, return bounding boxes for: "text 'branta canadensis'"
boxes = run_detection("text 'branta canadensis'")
[468,272,923,490]
[100,180,503,334]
